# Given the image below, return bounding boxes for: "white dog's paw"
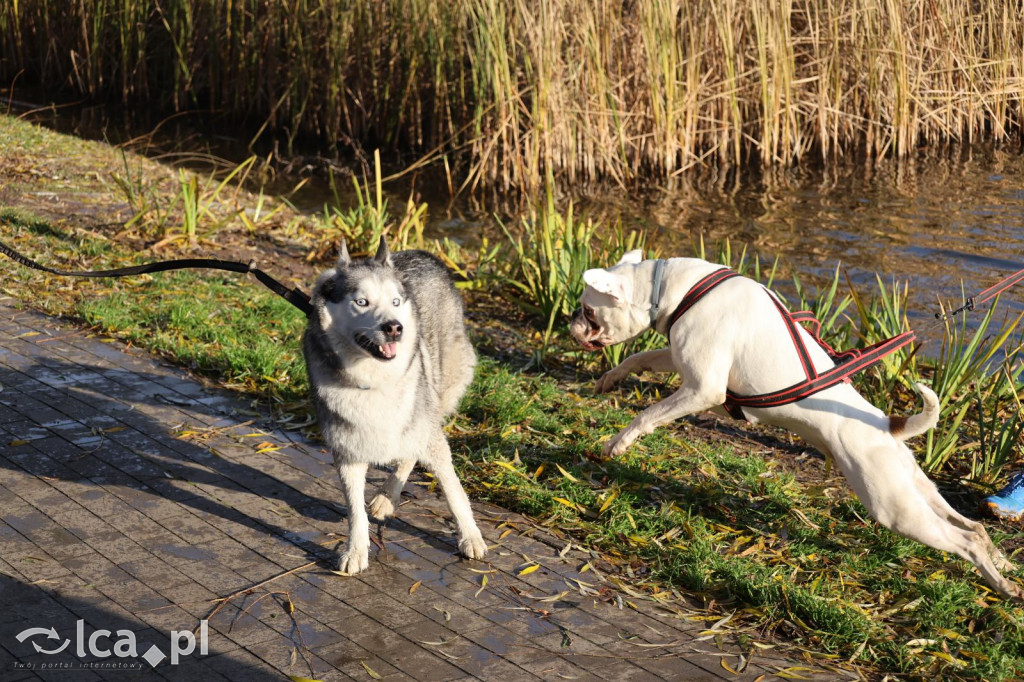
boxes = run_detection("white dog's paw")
[602,430,636,458]
[368,494,395,521]
[994,551,1017,573]
[458,534,488,560]
[595,369,625,394]
[336,544,369,574]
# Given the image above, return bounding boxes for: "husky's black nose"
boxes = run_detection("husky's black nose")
[382,321,403,339]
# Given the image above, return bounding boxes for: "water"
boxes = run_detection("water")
[420,148,1024,349]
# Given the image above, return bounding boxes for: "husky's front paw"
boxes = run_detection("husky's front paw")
[336,544,369,574]
[458,534,488,560]
[368,494,395,521]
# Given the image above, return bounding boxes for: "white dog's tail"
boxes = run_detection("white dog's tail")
[889,383,940,441]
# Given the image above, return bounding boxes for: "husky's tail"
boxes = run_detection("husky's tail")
[889,383,940,441]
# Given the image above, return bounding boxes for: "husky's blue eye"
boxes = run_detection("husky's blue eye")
[355,298,368,307]
[392,298,401,307]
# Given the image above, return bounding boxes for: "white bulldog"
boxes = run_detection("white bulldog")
[570,250,1020,600]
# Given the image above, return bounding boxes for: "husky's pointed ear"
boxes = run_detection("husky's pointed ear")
[616,249,643,266]
[336,239,351,268]
[373,235,392,266]
[583,268,627,301]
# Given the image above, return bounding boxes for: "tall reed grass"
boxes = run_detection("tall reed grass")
[3,1,1022,189]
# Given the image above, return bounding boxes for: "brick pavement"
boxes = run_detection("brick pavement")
[0,302,849,681]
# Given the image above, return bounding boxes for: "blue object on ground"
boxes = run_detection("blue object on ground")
[984,471,1024,519]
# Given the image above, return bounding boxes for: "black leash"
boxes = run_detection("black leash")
[0,239,313,317]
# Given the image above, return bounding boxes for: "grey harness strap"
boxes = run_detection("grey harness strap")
[648,259,666,329]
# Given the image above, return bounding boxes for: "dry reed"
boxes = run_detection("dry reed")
[2,0,1022,189]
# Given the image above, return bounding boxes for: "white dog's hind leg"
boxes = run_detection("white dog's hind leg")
[424,435,487,561]
[337,461,371,574]
[369,458,416,520]
[596,348,676,393]
[912,468,1016,572]
[869,486,1021,600]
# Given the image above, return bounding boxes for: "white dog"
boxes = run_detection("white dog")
[570,251,1020,599]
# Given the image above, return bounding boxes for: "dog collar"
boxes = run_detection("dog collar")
[648,259,666,329]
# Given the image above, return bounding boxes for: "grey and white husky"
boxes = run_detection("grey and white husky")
[303,237,487,573]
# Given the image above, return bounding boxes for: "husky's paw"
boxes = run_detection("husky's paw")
[458,534,488,561]
[336,545,369,574]
[368,494,395,521]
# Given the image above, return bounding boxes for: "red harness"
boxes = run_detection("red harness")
[666,269,917,420]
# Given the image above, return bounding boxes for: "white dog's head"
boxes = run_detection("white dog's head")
[570,250,650,350]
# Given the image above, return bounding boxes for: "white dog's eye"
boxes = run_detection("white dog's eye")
[355,298,368,307]
[392,297,401,307]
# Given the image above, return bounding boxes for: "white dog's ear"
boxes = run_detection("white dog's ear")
[583,268,627,301]
[616,249,643,266]
[336,239,351,268]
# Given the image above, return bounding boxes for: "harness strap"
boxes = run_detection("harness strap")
[0,239,313,317]
[665,266,917,419]
[767,294,817,385]
[722,330,916,416]
[666,268,742,331]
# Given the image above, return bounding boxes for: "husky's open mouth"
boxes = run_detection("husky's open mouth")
[355,333,398,360]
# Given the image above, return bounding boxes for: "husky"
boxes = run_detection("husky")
[303,237,487,573]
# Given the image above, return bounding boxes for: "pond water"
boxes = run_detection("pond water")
[416,147,1024,349]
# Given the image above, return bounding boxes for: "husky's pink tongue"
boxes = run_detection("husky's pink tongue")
[379,343,398,359]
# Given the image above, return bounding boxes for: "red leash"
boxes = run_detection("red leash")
[937,265,1024,320]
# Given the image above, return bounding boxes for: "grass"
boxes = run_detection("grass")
[77,271,308,402]
[4,1,1024,189]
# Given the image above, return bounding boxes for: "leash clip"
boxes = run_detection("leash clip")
[935,296,975,321]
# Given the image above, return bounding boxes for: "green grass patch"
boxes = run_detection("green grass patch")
[455,360,1024,679]
[76,271,308,401]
